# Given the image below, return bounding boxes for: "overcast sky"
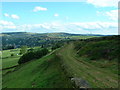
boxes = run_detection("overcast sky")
[0,0,118,35]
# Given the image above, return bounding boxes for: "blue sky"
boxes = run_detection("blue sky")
[0,0,118,35]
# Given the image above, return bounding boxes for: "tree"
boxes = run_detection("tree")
[41,45,44,48]
[18,48,49,64]
[51,43,61,50]
[19,46,28,55]
[11,53,14,56]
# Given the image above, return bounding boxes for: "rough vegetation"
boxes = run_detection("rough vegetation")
[1,32,100,50]
[2,33,119,88]
[18,48,49,64]
[75,35,119,60]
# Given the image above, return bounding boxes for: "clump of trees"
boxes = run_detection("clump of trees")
[51,42,63,50]
[19,46,28,55]
[75,35,119,60]
[11,53,14,56]
[3,45,15,50]
[18,48,49,64]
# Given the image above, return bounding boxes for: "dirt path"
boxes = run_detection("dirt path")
[57,43,118,88]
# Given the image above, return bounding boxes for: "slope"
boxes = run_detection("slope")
[3,36,118,88]
[2,51,72,88]
[56,43,118,88]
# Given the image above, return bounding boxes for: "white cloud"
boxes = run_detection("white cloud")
[11,14,20,19]
[54,13,59,17]
[71,22,117,30]
[4,13,9,17]
[105,10,118,21]
[97,9,118,21]
[0,20,15,26]
[33,6,47,12]
[4,13,20,20]
[0,20,16,32]
[86,0,118,7]
[21,22,117,35]
[0,20,118,35]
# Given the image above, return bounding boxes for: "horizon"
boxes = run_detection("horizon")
[0,1,118,35]
[1,31,114,35]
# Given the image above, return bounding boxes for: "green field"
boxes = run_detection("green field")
[70,36,99,39]
[2,35,119,88]
[57,43,118,88]
[2,49,20,69]
[2,51,72,88]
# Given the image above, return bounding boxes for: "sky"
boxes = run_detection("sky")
[0,0,119,35]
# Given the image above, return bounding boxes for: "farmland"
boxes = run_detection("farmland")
[1,32,119,88]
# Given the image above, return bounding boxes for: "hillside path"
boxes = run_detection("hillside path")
[57,43,118,88]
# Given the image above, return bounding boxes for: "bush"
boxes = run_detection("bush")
[51,43,61,50]
[19,46,28,55]
[11,53,14,56]
[76,36,119,61]
[18,48,49,64]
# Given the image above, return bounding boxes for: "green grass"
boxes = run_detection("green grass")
[2,48,20,58]
[77,40,118,60]
[2,49,21,69]
[2,36,118,88]
[2,56,20,69]
[2,69,14,75]
[3,52,72,88]
[70,36,99,39]
[46,33,99,39]
[79,57,118,74]
[57,43,118,88]
[2,49,21,76]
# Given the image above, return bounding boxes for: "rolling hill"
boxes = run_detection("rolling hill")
[1,32,100,50]
[2,35,119,88]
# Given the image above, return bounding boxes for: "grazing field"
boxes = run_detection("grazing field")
[70,36,99,39]
[2,51,72,88]
[57,43,118,88]
[2,34,119,88]
[2,49,20,69]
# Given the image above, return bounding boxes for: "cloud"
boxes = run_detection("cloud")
[4,13,20,19]
[4,13,9,17]
[54,13,59,17]
[97,9,118,21]
[11,14,20,19]
[0,20,118,35]
[33,6,47,12]
[67,22,117,35]
[105,10,118,21]
[86,0,118,7]
[0,20,15,26]
[71,22,117,30]
[0,20,16,32]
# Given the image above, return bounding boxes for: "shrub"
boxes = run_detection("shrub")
[51,43,61,50]
[76,36,119,61]
[18,48,49,64]
[11,53,14,56]
[19,46,28,55]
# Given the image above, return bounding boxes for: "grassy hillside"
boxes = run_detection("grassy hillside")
[3,51,73,88]
[56,42,118,88]
[2,49,20,69]
[2,35,119,88]
[75,35,119,60]
[1,32,100,50]
[74,35,119,74]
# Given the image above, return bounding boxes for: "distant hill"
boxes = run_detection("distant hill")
[75,35,119,60]
[1,32,104,50]
[3,35,119,88]
[1,32,107,37]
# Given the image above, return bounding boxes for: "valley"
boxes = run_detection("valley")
[1,32,119,88]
